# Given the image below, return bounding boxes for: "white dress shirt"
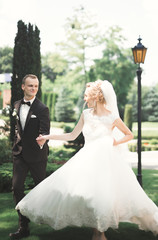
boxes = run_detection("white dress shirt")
[19,97,35,130]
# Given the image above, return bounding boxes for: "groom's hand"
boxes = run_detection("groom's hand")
[36,134,46,148]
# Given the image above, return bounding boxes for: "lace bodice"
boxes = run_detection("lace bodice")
[82,109,118,143]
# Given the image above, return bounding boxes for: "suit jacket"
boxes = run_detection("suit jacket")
[12,97,50,163]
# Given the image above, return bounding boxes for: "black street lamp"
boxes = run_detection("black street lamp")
[132,37,147,187]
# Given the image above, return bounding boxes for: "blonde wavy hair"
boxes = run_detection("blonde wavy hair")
[86,80,106,104]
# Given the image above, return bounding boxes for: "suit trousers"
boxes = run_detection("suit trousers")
[12,154,47,228]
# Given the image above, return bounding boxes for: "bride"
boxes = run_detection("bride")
[16,80,158,240]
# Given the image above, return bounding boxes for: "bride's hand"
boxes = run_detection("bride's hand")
[36,135,47,141]
[36,135,48,146]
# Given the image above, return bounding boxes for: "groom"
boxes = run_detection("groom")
[9,74,50,239]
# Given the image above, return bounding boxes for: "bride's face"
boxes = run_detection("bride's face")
[84,89,95,108]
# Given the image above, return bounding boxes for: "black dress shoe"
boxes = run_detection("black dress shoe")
[9,227,30,239]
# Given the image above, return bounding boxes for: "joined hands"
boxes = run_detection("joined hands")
[36,134,47,147]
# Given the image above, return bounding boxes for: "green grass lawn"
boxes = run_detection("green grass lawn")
[132,122,158,139]
[0,169,158,240]
[133,122,158,129]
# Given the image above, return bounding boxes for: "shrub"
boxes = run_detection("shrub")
[0,163,12,192]
[149,139,158,145]
[2,105,11,116]
[0,95,2,109]
[64,125,84,151]
[55,87,75,122]
[48,146,75,164]
[128,142,137,152]
[0,161,65,193]
[24,163,62,190]
[0,143,81,193]
[124,104,133,130]
[0,138,12,164]
[128,140,158,152]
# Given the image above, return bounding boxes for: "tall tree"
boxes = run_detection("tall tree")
[0,47,13,73]
[56,6,99,86]
[94,26,136,116]
[10,20,42,141]
[55,86,75,122]
[42,52,68,83]
[143,87,158,122]
[127,83,152,122]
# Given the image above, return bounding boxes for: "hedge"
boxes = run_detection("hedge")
[0,146,75,193]
[128,139,158,152]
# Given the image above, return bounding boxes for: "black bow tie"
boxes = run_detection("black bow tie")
[21,100,31,106]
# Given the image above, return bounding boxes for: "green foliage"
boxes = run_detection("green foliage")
[133,131,158,140]
[50,121,67,128]
[57,6,100,85]
[128,83,158,122]
[41,12,138,117]
[53,69,85,116]
[88,66,96,82]
[0,163,12,192]
[1,105,10,116]
[124,104,133,130]
[94,26,136,116]
[51,92,57,121]
[64,124,84,151]
[0,95,2,109]
[11,20,42,102]
[23,163,62,190]
[42,92,57,121]
[47,92,55,121]
[10,20,42,141]
[0,47,13,73]
[128,139,158,152]
[55,86,75,122]
[0,114,10,121]
[24,146,77,189]
[0,138,12,164]
[48,146,75,163]
[0,145,76,192]
[42,91,48,105]
[0,82,11,92]
[46,92,52,116]
[42,52,68,83]
[143,87,158,122]
[150,139,158,145]
[127,81,137,121]
[41,75,54,92]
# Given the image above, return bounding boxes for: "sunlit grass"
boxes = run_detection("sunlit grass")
[132,122,158,139]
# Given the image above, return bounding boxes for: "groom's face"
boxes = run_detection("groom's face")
[22,77,39,100]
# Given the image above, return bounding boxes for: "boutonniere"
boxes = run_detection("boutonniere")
[12,108,19,120]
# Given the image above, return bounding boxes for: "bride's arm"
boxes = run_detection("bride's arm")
[36,113,84,142]
[112,118,134,146]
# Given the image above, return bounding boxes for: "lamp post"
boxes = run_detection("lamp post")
[132,37,147,187]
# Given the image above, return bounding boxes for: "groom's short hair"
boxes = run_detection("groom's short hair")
[22,74,38,85]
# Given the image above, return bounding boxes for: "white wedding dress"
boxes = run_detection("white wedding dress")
[16,109,158,235]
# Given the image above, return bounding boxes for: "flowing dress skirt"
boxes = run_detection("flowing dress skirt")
[16,136,158,235]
